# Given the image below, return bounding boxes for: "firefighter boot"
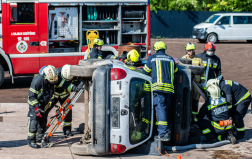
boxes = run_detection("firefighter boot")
[36,134,43,143]
[236,131,245,140]
[154,131,171,141]
[227,131,236,144]
[63,127,74,136]
[28,141,40,148]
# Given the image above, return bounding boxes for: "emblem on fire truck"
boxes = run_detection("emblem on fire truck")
[16,41,28,53]
[40,41,47,46]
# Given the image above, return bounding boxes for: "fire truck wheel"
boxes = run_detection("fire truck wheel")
[70,65,98,77]
[0,64,4,87]
[79,123,85,134]
[79,59,103,65]
[177,58,192,64]
[71,143,90,155]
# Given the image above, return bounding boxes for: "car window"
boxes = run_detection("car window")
[205,15,220,23]
[217,16,230,25]
[233,16,250,24]
[129,78,151,144]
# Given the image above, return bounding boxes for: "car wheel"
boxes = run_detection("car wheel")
[207,33,218,43]
[70,65,98,77]
[198,39,206,43]
[0,64,4,87]
[178,63,205,75]
[247,40,252,43]
[176,58,192,64]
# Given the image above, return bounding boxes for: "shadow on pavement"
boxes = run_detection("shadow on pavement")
[0,111,16,115]
[0,139,27,148]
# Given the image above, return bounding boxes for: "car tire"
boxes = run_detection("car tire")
[79,123,85,134]
[71,143,90,155]
[79,59,103,65]
[198,39,206,43]
[247,40,252,43]
[179,63,205,75]
[176,58,192,64]
[0,64,4,87]
[207,33,218,43]
[70,65,98,77]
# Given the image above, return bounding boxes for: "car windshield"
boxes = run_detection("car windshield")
[129,78,151,144]
[205,15,220,23]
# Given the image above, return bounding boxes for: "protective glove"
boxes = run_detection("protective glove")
[72,85,81,92]
[35,107,44,118]
[200,83,206,90]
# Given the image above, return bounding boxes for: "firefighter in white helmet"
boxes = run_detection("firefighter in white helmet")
[193,84,236,144]
[27,65,58,148]
[49,64,82,136]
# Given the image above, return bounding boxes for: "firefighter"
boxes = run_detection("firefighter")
[182,42,205,116]
[194,84,236,144]
[49,64,82,136]
[207,77,252,140]
[106,49,140,65]
[27,65,58,148]
[197,42,222,80]
[142,41,178,141]
[88,38,104,59]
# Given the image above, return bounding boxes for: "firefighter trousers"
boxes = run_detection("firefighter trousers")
[232,95,251,138]
[51,96,72,133]
[154,92,171,136]
[197,119,232,141]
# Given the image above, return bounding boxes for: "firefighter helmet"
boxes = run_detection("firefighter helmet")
[39,66,47,75]
[127,49,140,62]
[44,65,58,84]
[206,75,223,87]
[204,42,216,56]
[93,38,104,46]
[153,41,167,51]
[185,42,196,50]
[61,64,73,81]
[206,84,221,99]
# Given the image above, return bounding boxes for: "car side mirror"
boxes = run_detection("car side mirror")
[216,21,222,25]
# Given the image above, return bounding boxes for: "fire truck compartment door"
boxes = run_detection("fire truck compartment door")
[8,3,40,74]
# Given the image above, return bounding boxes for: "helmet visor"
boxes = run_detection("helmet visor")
[206,50,214,56]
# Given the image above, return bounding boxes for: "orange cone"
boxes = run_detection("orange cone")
[177,155,181,159]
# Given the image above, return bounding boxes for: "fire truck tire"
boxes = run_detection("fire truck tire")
[71,143,90,155]
[79,123,85,134]
[177,58,192,64]
[79,59,103,66]
[70,65,98,77]
[0,64,4,87]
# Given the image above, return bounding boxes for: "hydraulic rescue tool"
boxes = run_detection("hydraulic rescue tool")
[41,82,85,148]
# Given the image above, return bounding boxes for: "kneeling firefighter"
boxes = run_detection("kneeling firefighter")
[49,64,82,136]
[207,77,252,140]
[106,49,140,65]
[142,41,178,141]
[27,65,58,148]
[193,84,236,144]
[182,42,205,116]
[88,38,104,59]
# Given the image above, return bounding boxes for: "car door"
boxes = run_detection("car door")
[214,16,232,40]
[232,15,252,40]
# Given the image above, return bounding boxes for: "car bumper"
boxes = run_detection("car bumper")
[192,30,207,40]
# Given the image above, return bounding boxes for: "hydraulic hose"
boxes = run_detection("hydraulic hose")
[163,140,231,151]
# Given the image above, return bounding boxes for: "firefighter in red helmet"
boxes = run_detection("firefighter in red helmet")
[197,42,222,82]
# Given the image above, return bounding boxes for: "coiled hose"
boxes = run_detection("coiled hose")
[163,140,231,151]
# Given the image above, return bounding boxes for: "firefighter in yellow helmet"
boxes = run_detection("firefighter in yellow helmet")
[106,49,140,65]
[88,38,104,59]
[182,42,205,117]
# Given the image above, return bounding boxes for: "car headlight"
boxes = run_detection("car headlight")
[198,28,205,32]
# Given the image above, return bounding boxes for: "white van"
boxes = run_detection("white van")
[192,13,252,43]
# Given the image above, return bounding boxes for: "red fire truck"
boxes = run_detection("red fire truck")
[0,0,151,86]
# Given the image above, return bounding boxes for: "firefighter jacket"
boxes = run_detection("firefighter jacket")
[28,74,54,109]
[52,67,80,99]
[196,52,221,80]
[219,80,251,109]
[88,47,103,59]
[142,50,178,94]
[182,54,205,83]
[194,97,232,130]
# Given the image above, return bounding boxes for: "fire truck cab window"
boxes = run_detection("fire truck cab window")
[10,3,34,24]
